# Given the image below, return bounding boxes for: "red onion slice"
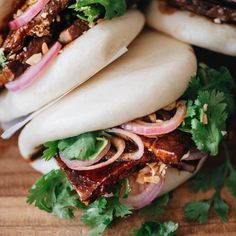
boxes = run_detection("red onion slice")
[121,101,187,136]
[5,42,62,92]
[106,128,144,160]
[61,137,125,171]
[9,0,50,30]
[60,140,111,169]
[122,175,165,209]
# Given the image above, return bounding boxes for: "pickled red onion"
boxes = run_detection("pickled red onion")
[121,101,186,136]
[106,128,144,160]
[5,42,62,92]
[121,165,166,209]
[9,0,50,30]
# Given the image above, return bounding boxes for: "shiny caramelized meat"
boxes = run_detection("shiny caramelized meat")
[167,0,236,23]
[3,0,70,54]
[141,131,193,164]
[0,61,26,85]
[57,152,152,204]
[57,131,193,204]
[59,20,89,45]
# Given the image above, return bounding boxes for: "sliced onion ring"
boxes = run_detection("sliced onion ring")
[106,128,144,160]
[121,167,165,209]
[5,42,62,92]
[121,101,187,136]
[9,0,50,30]
[61,137,125,171]
[60,140,111,169]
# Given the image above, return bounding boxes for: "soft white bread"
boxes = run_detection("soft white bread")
[0,0,21,30]
[146,0,236,56]
[19,30,197,158]
[0,9,145,122]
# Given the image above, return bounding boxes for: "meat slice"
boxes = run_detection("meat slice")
[141,131,193,164]
[3,0,70,54]
[57,131,193,204]
[0,61,26,85]
[59,20,89,45]
[167,0,236,23]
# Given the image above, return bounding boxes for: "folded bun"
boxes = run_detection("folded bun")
[19,30,196,158]
[0,9,145,122]
[146,0,236,56]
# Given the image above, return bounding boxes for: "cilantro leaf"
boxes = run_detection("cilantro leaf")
[213,194,229,222]
[181,64,235,156]
[122,178,131,199]
[0,48,7,70]
[184,142,235,224]
[226,170,236,198]
[81,196,132,236]
[27,170,84,219]
[71,0,126,23]
[42,132,109,161]
[43,141,58,160]
[191,164,227,193]
[140,193,170,216]
[133,221,178,236]
[184,200,211,224]
[58,133,96,160]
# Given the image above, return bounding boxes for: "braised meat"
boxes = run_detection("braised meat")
[167,0,236,23]
[3,0,70,54]
[57,131,193,204]
[59,20,90,45]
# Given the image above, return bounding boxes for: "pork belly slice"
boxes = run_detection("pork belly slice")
[167,0,236,24]
[57,131,193,204]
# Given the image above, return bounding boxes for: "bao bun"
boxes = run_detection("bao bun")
[19,29,201,199]
[0,9,145,122]
[146,0,236,56]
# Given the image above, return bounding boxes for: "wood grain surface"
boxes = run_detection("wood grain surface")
[0,47,236,236]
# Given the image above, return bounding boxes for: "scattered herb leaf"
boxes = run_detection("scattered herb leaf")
[133,221,178,236]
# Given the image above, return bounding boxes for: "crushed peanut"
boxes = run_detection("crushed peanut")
[26,53,42,66]
[42,42,49,54]
[163,101,176,111]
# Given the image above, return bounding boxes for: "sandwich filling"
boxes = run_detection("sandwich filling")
[166,0,236,23]
[0,0,138,90]
[27,64,235,235]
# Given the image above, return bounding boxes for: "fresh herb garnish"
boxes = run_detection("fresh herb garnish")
[181,64,235,155]
[184,142,236,223]
[0,48,7,70]
[27,169,84,219]
[71,0,126,23]
[81,180,133,236]
[42,132,108,161]
[28,170,132,236]
[133,221,178,236]
[139,193,170,216]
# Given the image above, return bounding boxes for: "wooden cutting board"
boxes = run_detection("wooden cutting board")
[0,49,236,236]
[0,123,236,236]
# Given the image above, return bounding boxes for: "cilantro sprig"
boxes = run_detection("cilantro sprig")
[0,48,7,70]
[181,64,235,155]
[71,0,126,23]
[42,132,109,161]
[28,170,132,236]
[184,142,236,223]
[133,221,178,236]
[27,169,84,219]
